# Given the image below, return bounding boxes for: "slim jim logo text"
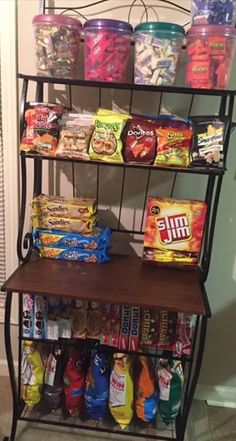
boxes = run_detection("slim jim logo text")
[157,213,191,244]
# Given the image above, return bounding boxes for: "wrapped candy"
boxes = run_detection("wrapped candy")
[192,0,236,25]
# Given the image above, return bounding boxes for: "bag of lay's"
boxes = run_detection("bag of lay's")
[109,353,134,429]
[135,356,158,422]
[63,349,86,415]
[21,341,44,407]
[84,351,110,421]
[157,359,184,425]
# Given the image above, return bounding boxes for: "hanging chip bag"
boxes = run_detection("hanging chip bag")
[85,351,110,421]
[21,341,44,407]
[63,349,86,415]
[136,356,157,422]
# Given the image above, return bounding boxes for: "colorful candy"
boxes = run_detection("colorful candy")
[186,25,236,89]
[84,19,132,83]
[192,0,236,25]
[134,22,184,86]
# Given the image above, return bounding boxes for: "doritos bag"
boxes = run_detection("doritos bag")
[63,349,85,415]
[135,356,157,422]
[84,351,110,421]
[109,353,134,429]
[21,341,44,407]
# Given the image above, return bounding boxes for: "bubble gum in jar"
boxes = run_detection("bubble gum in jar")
[134,22,185,86]
[84,19,133,83]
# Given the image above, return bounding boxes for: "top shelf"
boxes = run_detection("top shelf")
[18,74,236,97]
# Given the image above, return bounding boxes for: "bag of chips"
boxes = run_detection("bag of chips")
[155,127,192,167]
[63,349,86,415]
[56,113,94,160]
[135,356,157,422]
[85,351,110,421]
[43,345,67,412]
[109,353,134,429]
[122,118,156,164]
[21,341,44,407]
[20,102,64,155]
[89,110,129,163]
[158,359,184,425]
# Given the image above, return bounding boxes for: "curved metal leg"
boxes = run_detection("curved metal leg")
[176,316,208,441]
[4,293,18,441]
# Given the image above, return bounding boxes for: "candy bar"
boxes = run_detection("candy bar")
[47,297,61,340]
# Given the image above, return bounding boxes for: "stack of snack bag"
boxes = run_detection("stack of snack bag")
[32,193,111,263]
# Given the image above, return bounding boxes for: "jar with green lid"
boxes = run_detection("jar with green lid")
[134,22,185,86]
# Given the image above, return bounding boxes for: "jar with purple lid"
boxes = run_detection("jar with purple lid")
[84,19,133,83]
[32,14,82,78]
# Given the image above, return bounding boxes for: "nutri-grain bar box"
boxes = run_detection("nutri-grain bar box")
[119,305,131,350]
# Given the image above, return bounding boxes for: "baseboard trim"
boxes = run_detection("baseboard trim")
[0,359,18,376]
[196,385,236,408]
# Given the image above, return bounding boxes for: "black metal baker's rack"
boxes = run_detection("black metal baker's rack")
[2,1,236,441]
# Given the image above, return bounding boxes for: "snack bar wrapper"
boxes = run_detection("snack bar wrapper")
[173,314,197,357]
[63,349,86,415]
[21,341,44,407]
[109,304,121,348]
[87,302,103,340]
[32,194,97,220]
[190,117,228,168]
[85,352,110,421]
[109,353,134,429]
[22,293,34,338]
[32,214,97,234]
[46,297,61,340]
[157,311,178,352]
[158,360,184,425]
[59,299,74,339]
[128,307,141,352]
[119,306,131,350]
[140,308,159,351]
[33,227,111,251]
[89,110,129,163]
[33,295,47,339]
[38,245,109,263]
[72,300,89,339]
[143,197,207,266]
[135,356,157,422]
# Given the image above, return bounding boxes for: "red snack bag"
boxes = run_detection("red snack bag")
[122,118,156,164]
[20,102,64,156]
[63,350,85,415]
[128,307,141,352]
[155,127,192,167]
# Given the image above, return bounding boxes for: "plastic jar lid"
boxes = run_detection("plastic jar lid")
[135,21,185,35]
[84,18,133,33]
[32,14,82,29]
[187,24,236,37]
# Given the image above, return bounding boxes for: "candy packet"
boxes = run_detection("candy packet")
[56,113,94,160]
[158,359,184,425]
[21,341,44,407]
[20,102,64,155]
[135,356,157,422]
[63,349,86,415]
[190,117,228,168]
[32,194,97,220]
[109,353,134,429]
[89,111,129,163]
[85,351,110,421]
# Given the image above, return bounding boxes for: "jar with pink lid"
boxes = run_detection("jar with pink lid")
[32,14,82,78]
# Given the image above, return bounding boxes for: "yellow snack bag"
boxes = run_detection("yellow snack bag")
[21,341,44,407]
[109,353,133,429]
[89,113,128,163]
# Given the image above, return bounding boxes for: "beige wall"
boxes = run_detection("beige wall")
[3,0,235,404]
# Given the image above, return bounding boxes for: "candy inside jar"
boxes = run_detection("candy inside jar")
[32,14,82,79]
[191,0,236,26]
[84,19,133,83]
[185,25,236,89]
[134,22,185,86]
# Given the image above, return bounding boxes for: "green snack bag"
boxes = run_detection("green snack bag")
[89,112,128,163]
[157,359,183,425]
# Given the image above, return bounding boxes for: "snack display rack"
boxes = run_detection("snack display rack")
[2,2,236,441]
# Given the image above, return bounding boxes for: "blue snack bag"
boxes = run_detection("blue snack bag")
[85,351,110,421]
